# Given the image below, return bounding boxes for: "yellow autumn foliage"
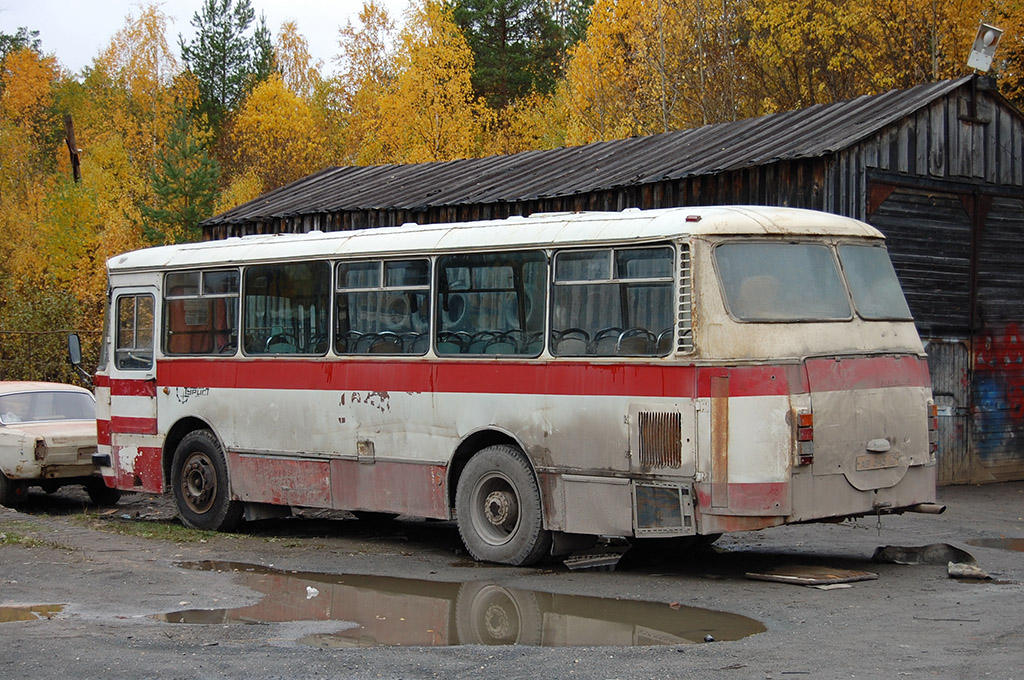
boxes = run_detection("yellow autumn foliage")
[231,73,330,192]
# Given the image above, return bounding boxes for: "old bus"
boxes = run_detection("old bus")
[79,206,940,565]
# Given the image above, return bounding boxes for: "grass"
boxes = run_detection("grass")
[0,520,68,550]
[69,513,220,542]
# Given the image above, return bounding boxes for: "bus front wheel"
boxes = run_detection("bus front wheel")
[171,430,243,532]
[455,445,551,566]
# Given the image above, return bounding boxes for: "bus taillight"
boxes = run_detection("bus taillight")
[796,410,814,465]
[928,402,939,456]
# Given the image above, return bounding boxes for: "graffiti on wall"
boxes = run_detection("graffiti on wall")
[973,322,1024,460]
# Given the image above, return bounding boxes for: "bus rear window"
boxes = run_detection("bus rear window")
[838,244,913,320]
[715,242,850,321]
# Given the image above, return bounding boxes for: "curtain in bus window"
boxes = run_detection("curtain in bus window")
[243,262,330,354]
[164,270,240,355]
[715,242,851,321]
[435,251,546,355]
[551,247,674,356]
[335,259,430,354]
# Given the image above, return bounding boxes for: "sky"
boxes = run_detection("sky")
[0,0,411,76]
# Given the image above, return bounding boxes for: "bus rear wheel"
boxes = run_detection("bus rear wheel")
[455,445,551,566]
[171,430,243,532]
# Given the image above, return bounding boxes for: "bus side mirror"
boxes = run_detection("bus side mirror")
[67,333,92,386]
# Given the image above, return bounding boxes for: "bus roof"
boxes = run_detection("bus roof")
[110,206,883,272]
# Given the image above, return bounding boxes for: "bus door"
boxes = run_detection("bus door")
[103,287,163,492]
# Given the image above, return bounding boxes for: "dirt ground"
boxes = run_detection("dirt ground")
[0,481,1022,679]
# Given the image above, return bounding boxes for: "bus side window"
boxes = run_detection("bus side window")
[115,293,155,370]
[335,259,430,355]
[551,246,675,357]
[434,251,546,356]
[243,261,330,355]
[164,270,240,355]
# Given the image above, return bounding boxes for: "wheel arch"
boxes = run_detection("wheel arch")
[163,416,218,488]
[447,428,540,512]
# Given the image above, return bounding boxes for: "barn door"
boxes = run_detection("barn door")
[924,341,971,484]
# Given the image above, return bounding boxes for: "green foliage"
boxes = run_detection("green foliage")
[141,109,221,245]
[452,0,563,108]
[179,0,273,129]
[0,27,42,78]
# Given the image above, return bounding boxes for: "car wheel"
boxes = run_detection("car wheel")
[171,430,243,531]
[455,445,551,566]
[85,479,121,506]
[0,474,24,507]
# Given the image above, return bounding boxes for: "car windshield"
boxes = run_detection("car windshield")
[0,391,95,424]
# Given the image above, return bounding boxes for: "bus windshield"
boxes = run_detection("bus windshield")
[838,244,913,320]
[715,242,851,321]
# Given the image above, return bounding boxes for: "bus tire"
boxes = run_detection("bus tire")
[171,430,243,532]
[454,582,543,645]
[455,445,551,566]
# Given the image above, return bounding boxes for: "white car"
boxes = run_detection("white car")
[0,381,120,507]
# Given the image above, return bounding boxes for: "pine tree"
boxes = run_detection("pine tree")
[179,0,273,128]
[452,0,591,109]
[140,109,220,244]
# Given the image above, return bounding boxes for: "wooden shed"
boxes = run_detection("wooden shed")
[202,74,1024,485]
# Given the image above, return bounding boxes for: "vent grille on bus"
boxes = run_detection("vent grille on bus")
[678,247,693,352]
[638,411,683,468]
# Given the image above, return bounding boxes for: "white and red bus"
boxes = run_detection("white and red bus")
[75,206,941,565]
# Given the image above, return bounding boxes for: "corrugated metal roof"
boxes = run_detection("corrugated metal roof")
[204,78,972,227]
[121,206,882,271]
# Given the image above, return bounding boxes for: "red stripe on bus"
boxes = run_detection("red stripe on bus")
[97,419,111,446]
[805,354,931,392]
[155,355,928,398]
[94,375,156,397]
[111,416,158,435]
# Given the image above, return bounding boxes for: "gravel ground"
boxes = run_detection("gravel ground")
[0,481,1021,679]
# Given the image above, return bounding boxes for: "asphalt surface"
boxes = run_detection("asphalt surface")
[0,481,1022,679]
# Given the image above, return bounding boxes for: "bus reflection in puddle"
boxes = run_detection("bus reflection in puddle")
[154,561,765,647]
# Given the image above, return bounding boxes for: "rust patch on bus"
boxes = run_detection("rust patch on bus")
[331,459,449,519]
[710,376,729,508]
[229,453,332,508]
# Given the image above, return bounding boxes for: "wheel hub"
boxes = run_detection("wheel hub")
[182,456,214,510]
[483,490,514,527]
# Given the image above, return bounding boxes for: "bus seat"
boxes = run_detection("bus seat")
[590,327,622,355]
[553,328,589,356]
[266,326,297,353]
[616,328,655,355]
[656,328,673,354]
[370,332,402,353]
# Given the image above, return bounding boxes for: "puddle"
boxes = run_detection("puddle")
[0,605,63,623]
[967,537,1024,553]
[155,561,765,647]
